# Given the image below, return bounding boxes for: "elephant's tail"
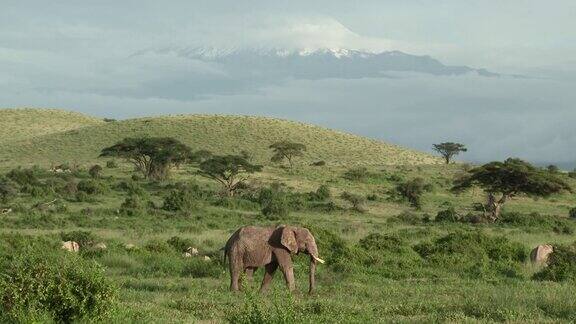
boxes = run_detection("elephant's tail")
[221,246,228,268]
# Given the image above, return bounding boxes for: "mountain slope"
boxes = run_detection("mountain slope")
[152,47,499,79]
[0,108,104,145]
[0,109,440,167]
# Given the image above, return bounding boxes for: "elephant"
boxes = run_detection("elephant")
[224,225,325,294]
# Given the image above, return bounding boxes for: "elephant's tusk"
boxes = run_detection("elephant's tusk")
[313,256,325,264]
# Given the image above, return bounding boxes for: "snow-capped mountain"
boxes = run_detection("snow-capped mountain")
[140,46,499,79]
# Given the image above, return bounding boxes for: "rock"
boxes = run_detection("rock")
[124,243,136,250]
[530,244,554,264]
[62,241,80,252]
[203,255,211,262]
[183,252,192,258]
[94,242,107,250]
[186,247,199,256]
[0,208,12,214]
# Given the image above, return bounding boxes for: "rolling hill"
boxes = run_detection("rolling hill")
[0,108,440,167]
[0,108,104,144]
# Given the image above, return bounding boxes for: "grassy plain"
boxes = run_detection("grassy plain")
[1,108,576,323]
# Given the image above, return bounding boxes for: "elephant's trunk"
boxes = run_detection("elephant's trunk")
[309,257,317,294]
[307,240,323,294]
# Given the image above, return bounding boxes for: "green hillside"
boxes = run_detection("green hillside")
[0,109,440,168]
[0,108,103,144]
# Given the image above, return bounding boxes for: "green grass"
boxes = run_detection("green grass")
[0,108,103,145]
[1,108,576,322]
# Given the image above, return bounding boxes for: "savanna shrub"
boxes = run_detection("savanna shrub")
[106,160,118,168]
[77,179,107,195]
[311,160,326,166]
[167,236,196,252]
[569,208,576,219]
[414,231,527,279]
[226,293,298,324]
[145,239,172,253]
[259,187,290,220]
[116,180,147,197]
[340,191,366,212]
[534,242,576,282]
[120,195,145,216]
[0,249,117,323]
[569,169,576,179]
[390,178,431,209]
[6,167,42,186]
[162,183,204,212]
[310,185,331,201]
[356,233,425,279]
[499,212,574,233]
[359,233,406,253]
[343,167,369,181]
[389,211,423,225]
[181,258,222,278]
[60,230,98,247]
[89,164,103,178]
[0,177,18,203]
[435,207,460,222]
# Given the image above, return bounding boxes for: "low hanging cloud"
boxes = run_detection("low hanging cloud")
[1,1,576,166]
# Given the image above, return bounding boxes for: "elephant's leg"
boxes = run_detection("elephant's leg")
[281,265,296,292]
[245,267,256,282]
[229,257,243,292]
[260,262,278,293]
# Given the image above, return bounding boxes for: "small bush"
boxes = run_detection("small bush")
[0,250,117,323]
[0,177,19,203]
[435,207,460,222]
[569,208,576,219]
[389,211,423,225]
[162,183,203,212]
[340,191,366,212]
[343,167,369,181]
[311,160,326,167]
[414,231,527,279]
[359,233,406,253]
[145,239,173,253]
[390,178,431,209]
[60,230,98,247]
[89,165,103,179]
[120,195,145,216]
[181,259,222,278]
[534,242,576,282]
[6,167,42,186]
[569,169,576,179]
[259,187,290,220]
[116,180,147,197]
[167,236,196,253]
[106,160,118,168]
[310,185,331,201]
[499,212,575,233]
[77,179,107,195]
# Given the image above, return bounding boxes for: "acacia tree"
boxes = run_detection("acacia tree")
[197,155,262,196]
[452,158,571,221]
[100,137,191,181]
[269,141,306,168]
[433,142,467,164]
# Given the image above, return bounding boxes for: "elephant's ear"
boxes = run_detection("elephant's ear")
[280,227,298,254]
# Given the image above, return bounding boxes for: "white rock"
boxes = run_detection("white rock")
[183,252,193,258]
[94,242,107,250]
[203,255,211,262]
[530,244,554,264]
[62,241,80,252]
[186,247,199,256]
